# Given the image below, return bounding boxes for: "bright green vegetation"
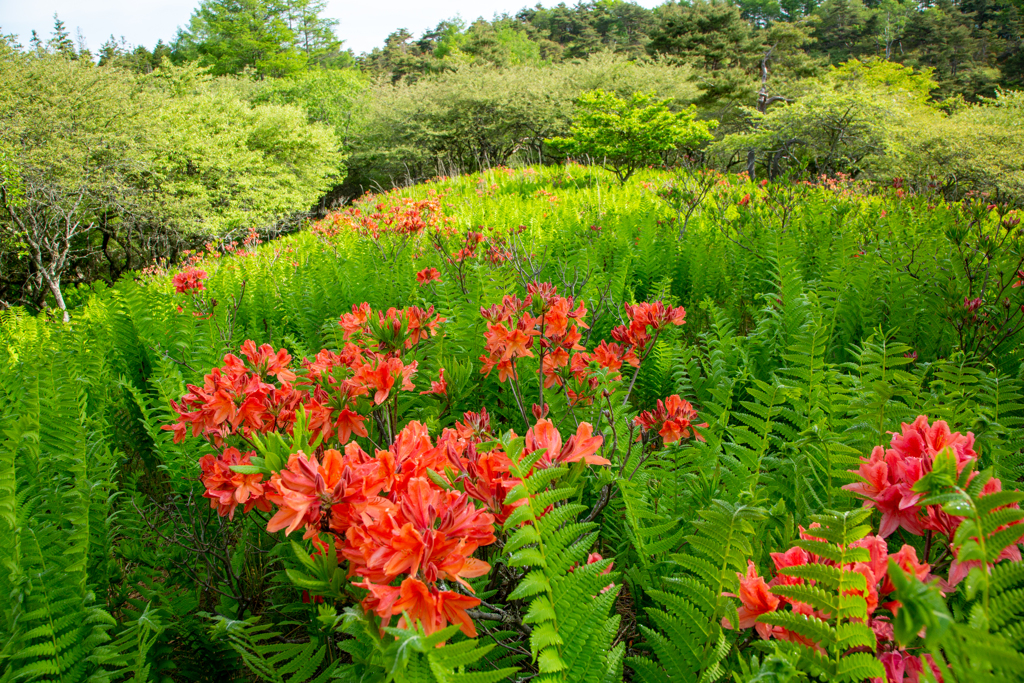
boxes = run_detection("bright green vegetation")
[2,165,1024,680]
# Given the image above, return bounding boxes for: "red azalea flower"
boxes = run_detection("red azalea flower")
[416,267,441,285]
[172,267,208,294]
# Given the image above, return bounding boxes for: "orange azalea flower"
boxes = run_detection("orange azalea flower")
[723,560,780,640]
[435,589,482,637]
[591,340,629,373]
[844,416,980,539]
[635,394,707,445]
[370,577,482,638]
[420,368,448,396]
[172,267,207,294]
[354,361,394,405]
[357,580,402,628]
[525,419,608,468]
[496,358,517,383]
[339,303,372,339]
[881,544,931,595]
[199,448,271,519]
[403,305,445,348]
[393,581,438,634]
[500,328,535,361]
[416,267,441,285]
[265,449,374,538]
[265,452,325,536]
[461,450,520,524]
[542,348,570,388]
[478,353,497,378]
[240,340,296,383]
[335,407,368,443]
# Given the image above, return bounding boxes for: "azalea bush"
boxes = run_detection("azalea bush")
[163,281,700,677]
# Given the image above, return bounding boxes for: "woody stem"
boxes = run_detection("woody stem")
[620,329,661,409]
[538,311,545,410]
[509,359,531,428]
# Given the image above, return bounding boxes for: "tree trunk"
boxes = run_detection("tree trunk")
[46,274,69,322]
[748,46,775,182]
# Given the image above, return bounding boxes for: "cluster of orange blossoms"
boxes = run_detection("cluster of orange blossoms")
[634,394,708,444]
[479,283,683,407]
[724,527,939,682]
[415,267,441,285]
[312,195,449,240]
[438,229,511,266]
[166,283,711,638]
[183,401,603,636]
[844,416,1022,586]
[165,295,620,637]
[163,303,443,450]
[611,301,687,352]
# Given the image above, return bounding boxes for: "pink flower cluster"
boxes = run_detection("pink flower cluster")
[724,526,937,682]
[172,267,208,294]
[844,416,1022,586]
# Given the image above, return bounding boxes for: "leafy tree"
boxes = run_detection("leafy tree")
[811,0,877,62]
[346,55,699,189]
[251,68,366,135]
[142,61,345,235]
[461,18,545,67]
[547,89,718,183]
[648,0,768,111]
[832,57,937,103]
[359,28,446,83]
[0,55,149,319]
[714,62,923,178]
[649,0,760,72]
[516,0,657,59]
[895,89,1024,201]
[282,0,341,65]
[874,0,913,61]
[98,36,174,73]
[172,0,340,77]
[0,52,344,316]
[901,0,1002,99]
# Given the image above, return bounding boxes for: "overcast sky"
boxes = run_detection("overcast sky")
[2,0,665,56]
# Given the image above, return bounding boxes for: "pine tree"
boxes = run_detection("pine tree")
[47,14,76,59]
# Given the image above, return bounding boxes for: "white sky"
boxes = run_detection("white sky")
[1,0,665,56]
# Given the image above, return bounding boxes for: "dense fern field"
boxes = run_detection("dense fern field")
[3,164,1024,682]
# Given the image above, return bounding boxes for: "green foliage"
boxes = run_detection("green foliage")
[758,510,884,683]
[890,458,1024,682]
[0,52,344,314]
[345,55,699,189]
[210,615,337,682]
[548,90,718,183]
[629,501,765,683]
[172,0,346,76]
[501,435,624,682]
